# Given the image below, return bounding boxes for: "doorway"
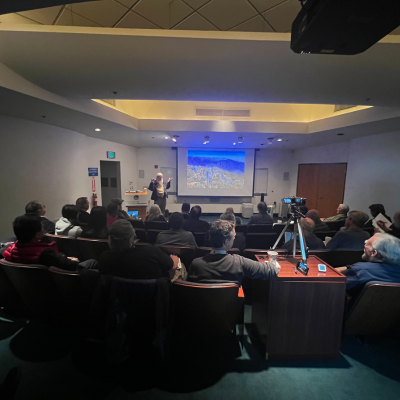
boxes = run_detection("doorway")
[296,163,347,218]
[100,160,121,207]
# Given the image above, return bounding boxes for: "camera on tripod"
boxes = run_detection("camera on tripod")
[282,196,307,206]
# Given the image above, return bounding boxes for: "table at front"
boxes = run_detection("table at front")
[251,255,346,360]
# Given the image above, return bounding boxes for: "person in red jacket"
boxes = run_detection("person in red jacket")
[2,215,97,270]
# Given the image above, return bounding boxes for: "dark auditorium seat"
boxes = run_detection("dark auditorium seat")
[196,247,241,258]
[247,224,273,233]
[245,233,278,250]
[235,225,247,235]
[147,229,163,244]
[144,220,169,231]
[345,281,400,336]
[272,224,285,235]
[134,228,148,243]
[156,245,197,268]
[193,232,206,247]
[242,249,286,261]
[45,233,81,258]
[325,220,345,231]
[0,259,60,321]
[314,230,337,241]
[327,249,364,268]
[77,238,109,261]
[0,263,24,313]
[130,219,145,229]
[362,227,375,237]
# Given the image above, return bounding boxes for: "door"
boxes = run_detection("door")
[296,163,347,218]
[100,160,121,206]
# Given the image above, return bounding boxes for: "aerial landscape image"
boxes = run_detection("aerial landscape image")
[187,150,245,189]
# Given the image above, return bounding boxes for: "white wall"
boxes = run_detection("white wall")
[0,115,137,239]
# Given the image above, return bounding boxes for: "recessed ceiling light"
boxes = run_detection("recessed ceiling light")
[277,138,282,142]
[203,136,210,144]
[95,128,101,131]
[233,142,236,145]
[165,136,169,139]
[337,133,345,136]
[238,137,243,143]
[172,135,179,142]
[268,138,274,145]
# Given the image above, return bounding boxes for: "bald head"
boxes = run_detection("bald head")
[300,217,315,235]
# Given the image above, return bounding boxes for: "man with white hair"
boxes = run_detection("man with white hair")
[338,233,400,297]
[323,204,350,222]
[148,173,173,214]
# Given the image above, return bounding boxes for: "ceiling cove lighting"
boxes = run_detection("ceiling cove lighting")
[203,136,210,144]
[238,137,243,143]
[172,135,179,142]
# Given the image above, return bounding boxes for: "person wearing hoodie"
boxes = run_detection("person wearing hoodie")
[55,204,83,238]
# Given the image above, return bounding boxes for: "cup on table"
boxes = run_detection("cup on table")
[267,251,279,268]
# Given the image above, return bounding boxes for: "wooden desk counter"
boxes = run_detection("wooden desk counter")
[251,256,346,360]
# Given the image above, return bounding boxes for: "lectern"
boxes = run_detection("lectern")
[125,192,148,221]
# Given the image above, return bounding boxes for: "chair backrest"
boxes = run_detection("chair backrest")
[196,247,241,258]
[345,281,400,335]
[0,263,24,312]
[327,249,364,268]
[272,224,285,235]
[245,233,278,250]
[193,232,206,247]
[170,281,239,337]
[314,230,337,240]
[134,228,148,243]
[77,237,109,261]
[247,224,273,234]
[0,259,60,320]
[45,233,81,258]
[147,229,163,244]
[235,225,247,234]
[325,220,345,231]
[156,245,197,267]
[362,227,375,237]
[144,220,169,231]
[130,219,145,229]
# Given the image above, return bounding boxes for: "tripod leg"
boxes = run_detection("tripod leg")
[272,216,294,249]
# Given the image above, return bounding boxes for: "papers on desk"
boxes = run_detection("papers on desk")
[372,213,391,233]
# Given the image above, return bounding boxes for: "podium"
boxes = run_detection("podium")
[125,192,148,221]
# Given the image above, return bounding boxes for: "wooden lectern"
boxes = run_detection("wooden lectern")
[125,192,148,221]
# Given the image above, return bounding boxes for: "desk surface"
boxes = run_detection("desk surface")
[255,255,345,280]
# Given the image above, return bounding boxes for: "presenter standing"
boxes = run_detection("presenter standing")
[148,173,172,215]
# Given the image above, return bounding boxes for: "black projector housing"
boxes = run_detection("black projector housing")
[291,0,400,55]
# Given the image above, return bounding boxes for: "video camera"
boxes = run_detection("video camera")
[282,196,307,206]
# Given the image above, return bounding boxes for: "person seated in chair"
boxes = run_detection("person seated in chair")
[187,220,278,286]
[156,212,197,249]
[145,205,167,222]
[326,211,369,250]
[364,203,392,227]
[181,202,190,219]
[306,209,329,232]
[248,202,273,225]
[81,206,108,239]
[337,233,400,300]
[323,204,349,222]
[2,215,97,270]
[280,218,325,251]
[216,212,246,251]
[55,204,82,238]
[76,197,90,225]
[225,207,242,226]
[111,198,134,221]
[99,220,178,279]
[183,205,210,233]
[376,210,400,239]
[25,200,55,234]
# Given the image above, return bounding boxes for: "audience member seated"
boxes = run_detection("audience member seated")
[183,206,210,232]
[111,198,133,221]
[2,215,97,270]
[323,204,349,222]
[338,233,400,300]
[81,206,108,239]
[181,202,190,219]
[219,212,246,251]
[25,200,55,234]
[156,212,198,248]
[145,205,167,222]
[76,197,90,225]
[225,207,242,225]
[187,220,278,286]
[248,202,273,225]
[377,210,400,239]
[106,203,120,227]
[55,205,83,238]
[365,203,392,227]
[280,218,325,251]
[326,211,369,250]
[306,209,329,232]
[99,220,177,279]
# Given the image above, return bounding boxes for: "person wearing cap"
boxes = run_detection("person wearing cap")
[111,198,134,221]
[148,173,172,214]
[99,220,179,279]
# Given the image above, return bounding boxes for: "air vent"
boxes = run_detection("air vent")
[334,105,356,112]
[196,108,250,117]
[101,99,116,106]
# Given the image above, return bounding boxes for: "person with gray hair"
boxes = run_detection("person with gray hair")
[339,233,400,298]
[323,204,350,222]
[187,220,278,286]
[146,204,167,222]
[99,220,177,279]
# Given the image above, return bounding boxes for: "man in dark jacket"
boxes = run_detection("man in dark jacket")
[183,206,210,233]
[248,202,273,225]
[148,173,171,214]
[25,200,55,234]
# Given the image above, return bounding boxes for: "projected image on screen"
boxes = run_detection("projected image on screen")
[187,150,245,190]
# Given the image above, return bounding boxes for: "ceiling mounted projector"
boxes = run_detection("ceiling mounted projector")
[291,0,400,55]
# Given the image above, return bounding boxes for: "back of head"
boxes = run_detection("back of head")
[13,215,43,243]
[220,212,236,226]
[111,198,124,206]
[25,200,43,216]
[181,202,190,213]
[169,212,184,230]
[106,202,119,216]
[226,207,234,214]
[209,219,234,248]
[62,204,79,222]
[372,233,400,265]
[338,204,349,215]
[369,203,385,217]
[147,205,161,221]
[257,202,268,214]
[108,220,135,252]
[189,205,202,220]
[88,206,107,230]
[348,211,369,227]
[305,209,321,224]
[76,197,88,210]
[300,217,315,234]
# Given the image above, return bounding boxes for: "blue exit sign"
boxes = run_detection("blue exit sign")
[107,151,116,159]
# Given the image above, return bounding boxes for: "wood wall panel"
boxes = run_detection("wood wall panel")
[296,164,320,211]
